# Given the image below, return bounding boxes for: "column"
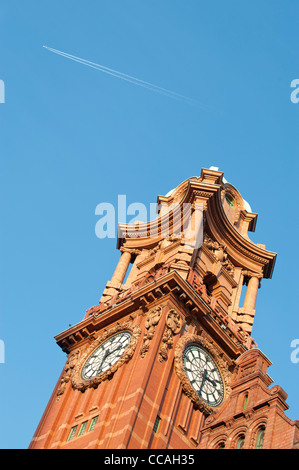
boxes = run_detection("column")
[243,274,260,311]
[110,249,132,285]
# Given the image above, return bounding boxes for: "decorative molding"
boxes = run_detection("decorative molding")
[193,190,216,200]
[158,308,182,362]
[203,235,235,275]
[140,305,163,358]
[56,349,81,399]
[56,270,247,359]
[119,246,141,256]
[216,224,271,266]
[70,321,141,392]
[174,333,231,414]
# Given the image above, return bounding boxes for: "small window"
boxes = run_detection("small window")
[217,441,226,449]
[225,194,234,207]
[67,425,78,441]
[78,421,88,436]
[243,393,248,410]
[236,434,245,449]
[88,416,99,432]
[153,415,161,434]
[256,427,265,449]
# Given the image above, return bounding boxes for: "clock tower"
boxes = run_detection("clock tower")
[29,168,299,449]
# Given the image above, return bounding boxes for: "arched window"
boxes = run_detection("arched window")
[225,193,234,207]
[217,441,226,449]
[243,393,248,410]
[256,427,265,449]
[236,434,245,449]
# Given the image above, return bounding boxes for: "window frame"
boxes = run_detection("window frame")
[67,425,78,442]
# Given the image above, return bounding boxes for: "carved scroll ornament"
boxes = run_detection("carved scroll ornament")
[203,235,234,275]
[56,348,81,399]
[158,308,182,362]
[140,305,163,358]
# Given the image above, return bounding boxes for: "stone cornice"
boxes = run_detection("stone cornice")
[206,190,276,278]
[117,175,219,251]
[55,270,247,357]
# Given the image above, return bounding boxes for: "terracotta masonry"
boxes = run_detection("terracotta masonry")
[29,168,299,449]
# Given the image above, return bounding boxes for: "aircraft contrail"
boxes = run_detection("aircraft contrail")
[43,45,211,109]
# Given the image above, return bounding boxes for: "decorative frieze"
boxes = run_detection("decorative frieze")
[203,235,235,275]
[158,309,182,362]
[56,349,81,399]
[140,305,163,358]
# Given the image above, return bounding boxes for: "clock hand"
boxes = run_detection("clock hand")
[96,348,111,372]
[204,373,217,387]
[109,343,123,355]
[198,370,217,397]
[198,369,207,396]
[107,345,123,365]
[97,344,124,372]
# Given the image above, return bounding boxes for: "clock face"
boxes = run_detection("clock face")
[183,344,224,407]
[81,332,132,381]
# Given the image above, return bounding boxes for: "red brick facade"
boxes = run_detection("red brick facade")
[29,169,299,449]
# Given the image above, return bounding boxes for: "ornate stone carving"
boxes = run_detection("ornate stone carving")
[193,190,215,199]
[222,257,235,275]
[158,309,182,362]
[133,265,169,291]
[140,305,163,358]
[174,333,231,414]
[70,321,141,392]
[203,235,234,275]
[57,349,81,398]
[205,415,216,426]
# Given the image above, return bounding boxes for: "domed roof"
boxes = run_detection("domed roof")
[164,167,253,213]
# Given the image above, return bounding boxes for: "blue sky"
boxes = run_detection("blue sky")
[1,1,299,449]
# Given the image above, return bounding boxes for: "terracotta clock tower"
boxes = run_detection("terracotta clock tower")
[30,168,299,449]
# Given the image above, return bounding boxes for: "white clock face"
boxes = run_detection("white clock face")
[81,332,132,380]
[183,344,224,407]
